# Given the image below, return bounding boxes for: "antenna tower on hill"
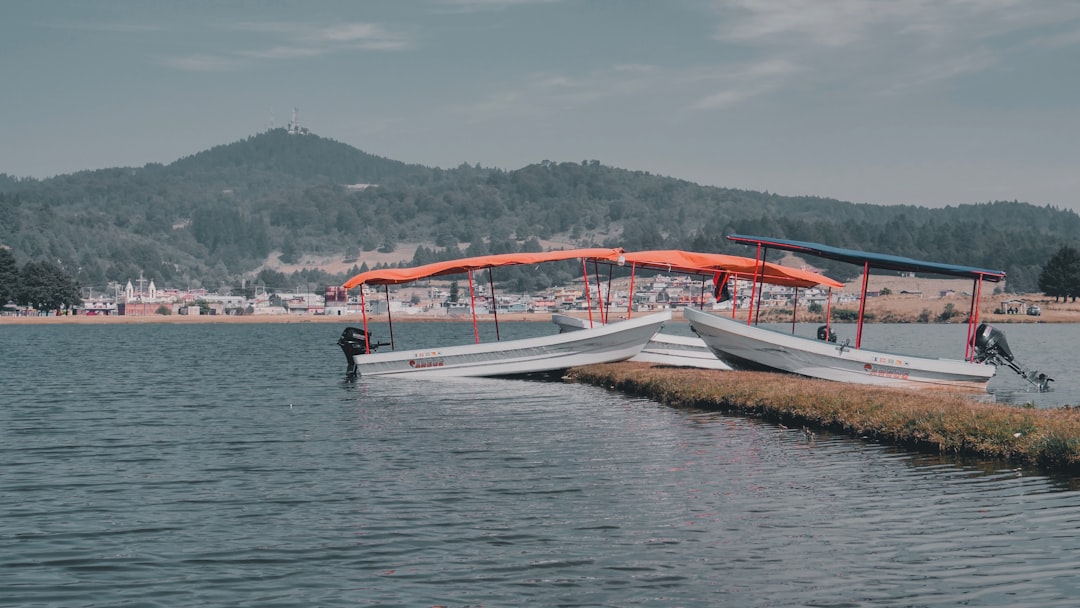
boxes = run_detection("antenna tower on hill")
[287,107,309,135]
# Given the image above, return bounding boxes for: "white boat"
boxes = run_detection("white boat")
[685,307,996,390]
[686,235,1052,392]
[337,248,669,378]
[552,313,731,370]
[342,310,669,378]
[548,249,843,370]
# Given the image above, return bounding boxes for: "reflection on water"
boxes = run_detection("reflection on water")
[2,322,1080,606]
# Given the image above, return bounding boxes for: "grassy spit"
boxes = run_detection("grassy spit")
[565,362,1080,473]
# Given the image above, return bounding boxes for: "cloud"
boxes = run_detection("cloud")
[449,1,1080,124]
[160,20,412,72]
[688,59,798,110]
[432,0,562,13]
[703,0,1080,99]
[1031,22,1080,49]
[47,21,164,33]
[309,23,413,50]
[879,48,998,95]
[691,89,755,111]
[712,0,897,47]
[158,54,249,73]
[452,66,651,122]
[238,46,325,60]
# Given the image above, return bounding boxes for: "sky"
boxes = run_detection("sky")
[4,0,1080,211]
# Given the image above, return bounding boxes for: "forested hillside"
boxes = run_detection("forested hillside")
[1,128,1077,294]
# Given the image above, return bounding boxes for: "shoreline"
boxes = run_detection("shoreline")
[0,312,563,325]
[566,362,1080,473]
[4,304,1079,325]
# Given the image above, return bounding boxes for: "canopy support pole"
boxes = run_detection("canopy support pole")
[825,287,833,339]
[468,271,479,344]
[360,288,370,354]
[604,265,614,324]
[627,262,636,319]
[791,287,798,334]
[582,259,595,328]
[732,276,738,319]
[592,261,605,325]
[965,276,983,360]
[748,245,761,325]
[856,260,869,349]
[753,246,769,325]
[384,285,396,350]
[488,271,501,341]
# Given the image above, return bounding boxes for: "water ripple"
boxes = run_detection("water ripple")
[3,324,1080,606]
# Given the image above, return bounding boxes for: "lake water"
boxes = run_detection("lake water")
[3,321,1080,606]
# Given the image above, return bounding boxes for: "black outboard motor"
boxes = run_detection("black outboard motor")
[817,325,837,342]
[971,323,1053,392]
[337,327,390,379]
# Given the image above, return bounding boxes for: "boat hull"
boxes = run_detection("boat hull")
[552,313,731,370]
[350,311,670,378]
[684,308,995,391]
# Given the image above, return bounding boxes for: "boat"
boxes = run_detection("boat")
[336,249,670,378]
[685,235,1052,392]
[552,312,731,369]
[551,250,843,370]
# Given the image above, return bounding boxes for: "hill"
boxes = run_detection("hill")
[1,129,1078,295]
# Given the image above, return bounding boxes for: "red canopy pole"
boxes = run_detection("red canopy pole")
[627,262,636,319]
[965,277,983,360]
[825,287,833,338]
[711,271,722,311]
[731,275,738,319]
[604,265,614,324]
[592,261,606,325]
[468,271,479,344]
[748,245,761,326]
[384,285,396,349]
[582,259,595,328]
[791,287,798,334]
[753,246,769,325]
[360,287,370,354]
[488,270,501,341]
[856,260,870,349]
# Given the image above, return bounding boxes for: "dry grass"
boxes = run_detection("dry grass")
[566,362,1080,473]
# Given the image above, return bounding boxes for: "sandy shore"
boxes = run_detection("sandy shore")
[5,290,1079,325]
[0,312,560,325]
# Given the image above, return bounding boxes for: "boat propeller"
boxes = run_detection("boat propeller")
[971,323,1053,392]
[338,326,390,379]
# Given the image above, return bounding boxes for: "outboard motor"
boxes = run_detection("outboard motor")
[817,325,837,342]
[337,327,390,379]
[971,323,1053,392]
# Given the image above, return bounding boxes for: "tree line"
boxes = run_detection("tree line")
[0,248,82,312]
[1039,245,1080,301]
[3,129,1080,294]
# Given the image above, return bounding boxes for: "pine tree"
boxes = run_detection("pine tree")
[0,247,17,305]
[1037,245,1080,302]
[16,260,82,312]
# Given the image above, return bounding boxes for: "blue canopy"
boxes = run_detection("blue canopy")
[727,235,1006,282]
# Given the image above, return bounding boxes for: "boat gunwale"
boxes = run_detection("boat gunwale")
[684,307,996,387]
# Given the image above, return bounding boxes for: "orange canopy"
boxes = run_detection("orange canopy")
[342,248,625,289]
[618,250,843,289]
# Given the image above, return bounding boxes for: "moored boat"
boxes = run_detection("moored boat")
[552,249,842,370]
[684,307,996,390]
[552,313,732,370]
[337,248,669,378]
[686,235,1052,392]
